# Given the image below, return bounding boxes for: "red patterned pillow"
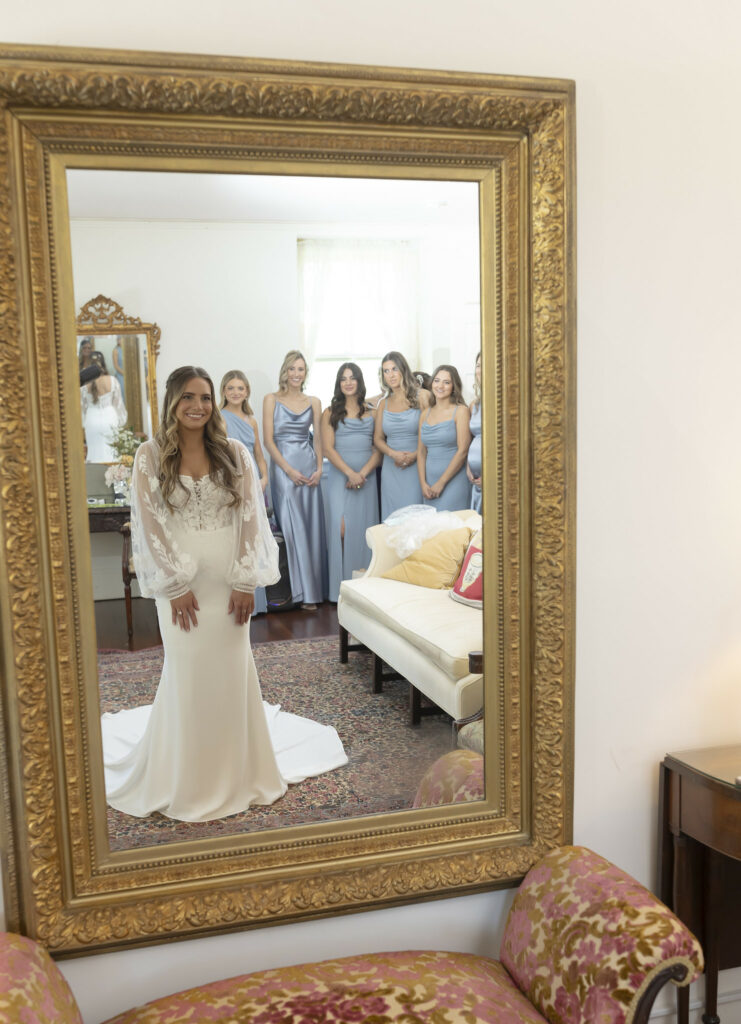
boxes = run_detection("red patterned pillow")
[450,533,482,607]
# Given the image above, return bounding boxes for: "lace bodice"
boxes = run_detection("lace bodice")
[169,476,234,532]
[130,438,280,600]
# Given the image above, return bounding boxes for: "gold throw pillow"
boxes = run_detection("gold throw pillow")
[382,526,473,589]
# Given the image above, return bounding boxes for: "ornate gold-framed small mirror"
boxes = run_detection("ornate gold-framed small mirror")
[0,43,575,956]
[76,294,160,441]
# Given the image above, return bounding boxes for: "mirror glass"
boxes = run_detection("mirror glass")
[68,168,484,852]
[78,330,152,452]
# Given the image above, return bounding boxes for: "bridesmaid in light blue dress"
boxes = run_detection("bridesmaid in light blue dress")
[373,350,430,520]
[263,351,327,609]
[220,370,269,615]
[418,363,472,512]
[467,352,483,514]
[321,363,381,601]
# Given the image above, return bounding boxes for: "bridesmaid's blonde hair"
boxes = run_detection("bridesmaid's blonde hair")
[155,366,242,510]
[220,369,254,416]
[278,350,307,392]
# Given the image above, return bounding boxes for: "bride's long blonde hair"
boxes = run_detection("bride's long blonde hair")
[155,366,242,510]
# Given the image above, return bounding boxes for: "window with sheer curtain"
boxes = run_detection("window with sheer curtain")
[298,238,419,404]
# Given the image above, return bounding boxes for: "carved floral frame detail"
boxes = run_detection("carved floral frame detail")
[0,44,575,955]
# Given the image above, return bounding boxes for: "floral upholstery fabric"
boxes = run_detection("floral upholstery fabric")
[1,845,704,1024]
[0,932,83,1024]
[500,845,704,1024]
[104,951,548,1024]
[412,748,484,808]
[457,717,484,754]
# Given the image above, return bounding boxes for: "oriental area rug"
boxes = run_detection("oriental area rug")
[98,636,453,851]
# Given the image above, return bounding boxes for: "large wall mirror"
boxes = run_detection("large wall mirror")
[0,45,575,955]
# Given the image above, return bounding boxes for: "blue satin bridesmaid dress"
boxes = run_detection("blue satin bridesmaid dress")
[468,402,482,514]
[269,402,327,605]
[380,405,423,520]
[221,409,269,614]
[420,408,472,512]
[322,416,379,601]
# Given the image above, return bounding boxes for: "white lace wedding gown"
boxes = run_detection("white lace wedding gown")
[101,438,347,821]
[81,377,127,462]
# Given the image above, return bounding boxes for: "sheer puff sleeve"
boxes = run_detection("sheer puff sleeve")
[130,440,196,600]
[111,376,128,427]
[228,440,280,593]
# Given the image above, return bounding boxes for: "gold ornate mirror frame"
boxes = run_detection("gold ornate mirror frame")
[0,44,575,955]
[76,294,161,435]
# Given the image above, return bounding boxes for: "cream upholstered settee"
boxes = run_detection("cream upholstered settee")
[337,510,482,725]
[1,846,703,1024]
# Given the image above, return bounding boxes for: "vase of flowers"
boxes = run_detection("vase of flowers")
[104,427,144,505]
[105,459,134,504]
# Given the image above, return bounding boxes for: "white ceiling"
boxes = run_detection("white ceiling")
[66,170,480,228]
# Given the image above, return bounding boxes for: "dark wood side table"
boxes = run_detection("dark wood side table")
[658,745,741,1024]
[88,504,130,533]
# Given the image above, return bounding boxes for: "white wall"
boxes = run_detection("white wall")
[69,217,479,413]
[5,1,741,1021]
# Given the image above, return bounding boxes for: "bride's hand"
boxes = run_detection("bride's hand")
[171,591,199,631]
[228,589,255,625]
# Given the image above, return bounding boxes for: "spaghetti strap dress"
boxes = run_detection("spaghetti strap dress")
[380,406,423,520]
[100,438,347,821]
[269,402,327,605]
[468,402,482,514]
[221,409,268,614]
[322,416,379,601]
[421,409,472,512]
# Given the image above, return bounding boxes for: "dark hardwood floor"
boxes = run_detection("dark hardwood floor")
[95,598,339,650]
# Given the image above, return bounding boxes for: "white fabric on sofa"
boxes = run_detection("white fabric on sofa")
[339,578,478,681]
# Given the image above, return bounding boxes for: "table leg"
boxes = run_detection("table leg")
[671,834,696,1024]
[702,847,721,1024]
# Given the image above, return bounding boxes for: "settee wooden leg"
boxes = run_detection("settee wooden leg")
[676,985,689,1024]
[372,653,384,693]
[410,684,421,725]
[339,624,349,663]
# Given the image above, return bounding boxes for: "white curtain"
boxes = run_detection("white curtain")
[298,239,418,392]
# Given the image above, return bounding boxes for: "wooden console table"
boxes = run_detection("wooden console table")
[658,745,741,1024]
[88,504,130,533]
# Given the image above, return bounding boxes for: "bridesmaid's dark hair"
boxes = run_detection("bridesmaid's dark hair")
[155,366,241,511]
[78,337,94,368]
[329,362,368,429]
[379,350,420,408]
[87,351,109,404]
[428,364,467,407]
[414,370,432,391]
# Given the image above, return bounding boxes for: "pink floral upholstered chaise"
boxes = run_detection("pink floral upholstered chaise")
[0,846,703,1024]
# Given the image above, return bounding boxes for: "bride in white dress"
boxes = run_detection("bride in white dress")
[101,366,347,821]
[80,353,128,462]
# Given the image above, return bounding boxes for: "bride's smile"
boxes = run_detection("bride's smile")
[176,380,213,432]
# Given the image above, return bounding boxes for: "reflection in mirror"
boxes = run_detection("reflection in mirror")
[68,169,484,851]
